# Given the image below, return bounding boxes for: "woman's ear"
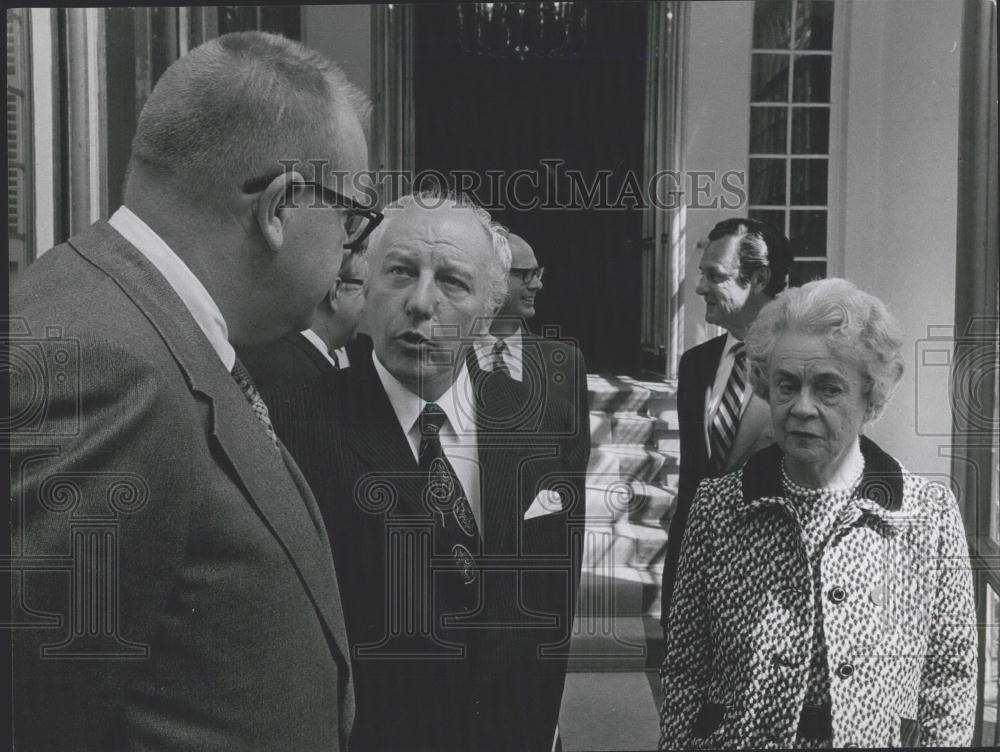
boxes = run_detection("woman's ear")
[254,170,302,252]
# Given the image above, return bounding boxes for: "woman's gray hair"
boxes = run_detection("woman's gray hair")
[364,190,512,313]
[745,278,905,423]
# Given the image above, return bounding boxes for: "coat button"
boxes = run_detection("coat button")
[828,586,847,604]
[870,586,885,605]
[836,662,855,679]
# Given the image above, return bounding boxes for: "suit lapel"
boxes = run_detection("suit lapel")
[68,221,350,661]
[340,354,425,513]
[288,331,336,375]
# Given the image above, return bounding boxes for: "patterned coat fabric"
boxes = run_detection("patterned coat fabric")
[659,437,977,749]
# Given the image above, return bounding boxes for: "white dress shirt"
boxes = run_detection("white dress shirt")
[371,351,482,533]
[108,206,235,371]
[300,328,340,368]
[473,327,524,381]
[703,332,752,455]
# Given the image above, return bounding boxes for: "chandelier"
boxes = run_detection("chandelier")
[457,2,589,61]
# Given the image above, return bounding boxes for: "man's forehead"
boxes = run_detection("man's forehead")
[508,234,538,268]
[385,203,491,248]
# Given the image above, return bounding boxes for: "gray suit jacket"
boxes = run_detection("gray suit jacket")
[9,221,353,751]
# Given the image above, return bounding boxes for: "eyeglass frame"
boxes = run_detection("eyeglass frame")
[509,266,545,285]
[243,174,384,251]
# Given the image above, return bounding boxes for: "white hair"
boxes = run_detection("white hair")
[745,277,905,424]
[365,190,512,312]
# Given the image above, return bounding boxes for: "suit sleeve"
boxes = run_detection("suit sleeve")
[917,484,977,746]
[660,348,699,626]
[11,335,193,749]
[658,479,715,750]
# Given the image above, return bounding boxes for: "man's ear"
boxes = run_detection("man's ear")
[326,279,342,312]
[254,170,302,253]
[752,266,772,294]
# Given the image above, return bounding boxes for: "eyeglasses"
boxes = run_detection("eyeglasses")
[244,175,384,251]
[510,266,544,284]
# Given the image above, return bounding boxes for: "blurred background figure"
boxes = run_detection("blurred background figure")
[240,248,372,388]
[659,278,976,749]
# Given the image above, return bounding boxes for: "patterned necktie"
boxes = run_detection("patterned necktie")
[491,339,511,377]
[418,403,480,603]
[230,358,279,448]
[708,342,748,474]
[330,349,340,370]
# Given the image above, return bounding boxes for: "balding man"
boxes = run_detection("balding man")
[10,32,375,751]
[266,193,587,752]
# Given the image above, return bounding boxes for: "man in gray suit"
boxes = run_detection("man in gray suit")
[8,32,377,751]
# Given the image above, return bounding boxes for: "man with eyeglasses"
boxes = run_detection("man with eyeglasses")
[659,217,793,638]
[10,32,376,751]
[239,249,372,389]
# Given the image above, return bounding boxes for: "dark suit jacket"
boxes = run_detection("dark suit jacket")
[237,330,336,391]
[9,221,353,751]
[266,348,590,752]
[660,334,775,628]
[660,334,727,628]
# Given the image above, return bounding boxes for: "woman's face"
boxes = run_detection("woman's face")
[768,331,869,473]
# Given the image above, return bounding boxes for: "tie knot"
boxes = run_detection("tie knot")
[419,402,448,436]
[493,340,507,355]
[732,341,746,361]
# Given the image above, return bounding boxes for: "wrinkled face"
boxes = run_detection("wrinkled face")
[500,236,543,320]
[366,203,494,395]
[769,331,869,474]
[272,110,369,332]
[695,235,753,331]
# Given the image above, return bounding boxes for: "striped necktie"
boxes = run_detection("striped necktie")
[230,358,279,448]
[708,342,747,474]
[491,339,511,377]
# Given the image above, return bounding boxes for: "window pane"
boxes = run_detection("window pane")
[749,158,787,205]
[794,0,834,51]
[750,106,787,154]
[789,259,826,287]
[790,210,827,257]
[751,54,790,102]
[790,159,827,204]
[749,209,786,235]
[753,0,792,49]
[792,54,831,102]
[791,107,829,154]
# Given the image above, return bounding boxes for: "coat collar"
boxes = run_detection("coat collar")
[738,436,907,530]
[68,221,351,660]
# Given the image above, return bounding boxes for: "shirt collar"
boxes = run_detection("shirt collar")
[723,331,743,357]
[300,328,339,368]
[371,350,476,438]
[108,206,235,371]
[474,326,523,367]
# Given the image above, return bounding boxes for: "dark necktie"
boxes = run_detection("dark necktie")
[230,358,279,448]
[708,342,747,474]
[330,348,340,370]
[491,339,511,377]
[418,403,480,602]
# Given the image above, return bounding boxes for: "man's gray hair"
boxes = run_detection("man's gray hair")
[745,277,905,423]
[364,190,512,313]
[129,31,370,201]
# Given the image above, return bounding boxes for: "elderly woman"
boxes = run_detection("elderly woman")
[658,278,977,749]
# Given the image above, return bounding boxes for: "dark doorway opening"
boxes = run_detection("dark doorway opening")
[412,2,648,374]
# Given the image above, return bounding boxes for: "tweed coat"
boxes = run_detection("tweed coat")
[659,437,977,749]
